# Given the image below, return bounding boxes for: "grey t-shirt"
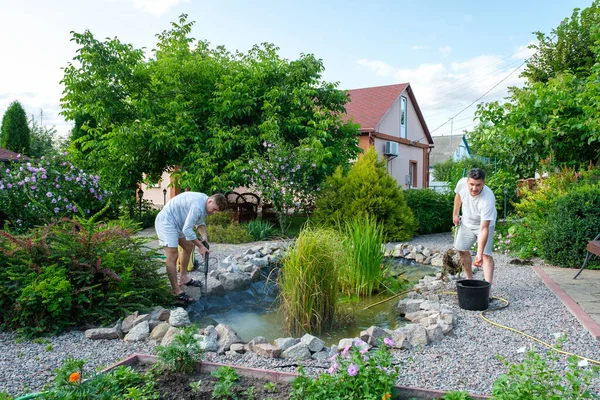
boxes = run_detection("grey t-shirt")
[160,192,208,240]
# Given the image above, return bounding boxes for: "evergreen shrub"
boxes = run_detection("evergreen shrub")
[313,147,416,241]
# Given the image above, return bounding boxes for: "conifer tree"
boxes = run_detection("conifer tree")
[314,146,416,241]
[1,100,31,154]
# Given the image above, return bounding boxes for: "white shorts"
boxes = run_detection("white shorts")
[155,212,184,248]
[454,223,495,256]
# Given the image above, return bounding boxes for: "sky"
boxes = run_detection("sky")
[0,0,595,140]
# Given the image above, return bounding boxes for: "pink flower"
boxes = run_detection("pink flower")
[384,337,394,346]
[347,364,358,376]
[341,344,351,356]
[328,362,338,374]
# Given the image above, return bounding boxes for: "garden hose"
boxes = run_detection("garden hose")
[442,291,600,366]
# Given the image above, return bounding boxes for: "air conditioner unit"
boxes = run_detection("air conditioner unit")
[384,141,398,156]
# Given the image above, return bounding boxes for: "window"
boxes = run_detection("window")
[400,96,407,139]
[409,160,418,188]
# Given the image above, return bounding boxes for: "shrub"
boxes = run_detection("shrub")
[340,215,384,297]
[0,210,172,336]
[205,210,253,244]
[40,358,157,399]
[155,326,203,374]
[291,338,398,400]
[314,147,416,241]
[403,189,454,234]
[246,219,275,241]
[278,227,346,336]
[540,184,600,268]
[0,153,111,232]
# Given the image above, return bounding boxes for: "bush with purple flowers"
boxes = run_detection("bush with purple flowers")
[244,141,321,235]
[291,338,399,399]
[0,153,110,232]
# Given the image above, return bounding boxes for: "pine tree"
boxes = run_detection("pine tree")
[314,146,417,241]
[1,100,31,154]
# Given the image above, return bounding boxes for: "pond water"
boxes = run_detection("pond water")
[187,259,438,346]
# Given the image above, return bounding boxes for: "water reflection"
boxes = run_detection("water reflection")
[187,259,438,346]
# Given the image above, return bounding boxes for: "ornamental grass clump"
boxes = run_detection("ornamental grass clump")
[340,215,385,297]
[291,338,399,400]
[277,227,347,336]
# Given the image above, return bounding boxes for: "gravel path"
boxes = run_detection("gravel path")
[2,233,600,397]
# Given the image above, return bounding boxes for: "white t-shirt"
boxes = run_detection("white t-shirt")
[455,178,497,229]
[160,192,208,241]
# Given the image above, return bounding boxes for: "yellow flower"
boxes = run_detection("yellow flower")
[68,372,80,383]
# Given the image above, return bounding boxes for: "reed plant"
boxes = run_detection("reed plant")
[277,227,347,336]
[340,215,385,297]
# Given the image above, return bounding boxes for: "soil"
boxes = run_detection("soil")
[153,371,293,400]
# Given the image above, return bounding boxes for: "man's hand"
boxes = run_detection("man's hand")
[196,241,209,258]
[473,254,483,267]
[453,215,461,226]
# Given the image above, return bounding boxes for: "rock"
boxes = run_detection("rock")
[300,334,325,353]
[149,322,170,340]
[229,343,247,353]
[161,327,181,346]
[397,299,425,315]
[219,272,251,291]
[133,313,150,327]
[169,307,191,327]
[85,328,119,340]
[150,307,171,321]
[420,300,441,311]
[252,343,281,358]
[311,350,330,361]
[360,326,392,347]
[248,336,268,347]
[281,343,312,360]
[121,312,139,333]
[215,324,244,354]
[415,254,426,264]
[206,276,225,296]
[124,321,150,342]
[426,325,444,342]
[274,337,300,352]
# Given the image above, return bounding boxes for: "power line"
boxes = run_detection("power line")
[429,59,527,135]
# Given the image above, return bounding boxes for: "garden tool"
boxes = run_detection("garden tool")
[202,240,210,306]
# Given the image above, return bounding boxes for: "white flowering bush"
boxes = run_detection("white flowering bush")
[0,153,110,232]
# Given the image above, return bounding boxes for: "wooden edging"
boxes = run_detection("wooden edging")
[103,354,491,399]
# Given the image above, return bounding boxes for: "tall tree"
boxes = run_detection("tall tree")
[28,113,59,158]
[1,100,31,155]
[60,15,360,198]
[521,0,600,83]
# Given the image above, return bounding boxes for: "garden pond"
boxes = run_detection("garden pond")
[187,259,438,345]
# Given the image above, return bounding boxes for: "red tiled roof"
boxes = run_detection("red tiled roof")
[344,83,409,131]
[0,148,22,162]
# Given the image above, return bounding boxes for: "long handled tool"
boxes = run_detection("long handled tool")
[202,240,210,307]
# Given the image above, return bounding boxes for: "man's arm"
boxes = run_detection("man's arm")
[196,225,208,243]
[475,219,491,265]
[453,193,462,226]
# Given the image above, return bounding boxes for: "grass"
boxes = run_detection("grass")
[277,226,347,336]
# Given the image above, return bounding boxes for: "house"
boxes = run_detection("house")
[0,147,23,163]
[141,82,434,207]
[428,134,471,192]
[345,83,434,189]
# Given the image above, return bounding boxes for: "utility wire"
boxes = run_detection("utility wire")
[429,59,527,135]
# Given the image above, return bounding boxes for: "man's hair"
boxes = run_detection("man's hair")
[467,168,486,181]
[210,193,228,211]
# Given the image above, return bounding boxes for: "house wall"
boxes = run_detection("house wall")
[140,171,175,208]
[371,93,429,189]
[452,137,470,161]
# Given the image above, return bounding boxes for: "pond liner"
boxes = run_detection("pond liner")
[100,353,492,400]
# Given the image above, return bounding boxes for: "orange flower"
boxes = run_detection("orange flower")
[382,394,391,400]
[68,372,80,383]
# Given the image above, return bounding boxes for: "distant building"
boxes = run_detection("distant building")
[429,134,471,192]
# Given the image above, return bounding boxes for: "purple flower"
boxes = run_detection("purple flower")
[311,163,316,167]
[90,188,95,193]
[342,344,351,356]
[7,183,12,189]
[41,174,47,179]
[347,364,358,376]
[17,181,24,186]
[384,337,394,347]
[53,207,60,213]
[5,169,9,173]
[46,192,53,197]
[52,199,57,204]
[327,362,338,374]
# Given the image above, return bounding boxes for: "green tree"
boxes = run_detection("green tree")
[521,0,600,83]
[1,100,31,155]
[60,15,360,204]
[28,115,59,158]
[314,147,416,241]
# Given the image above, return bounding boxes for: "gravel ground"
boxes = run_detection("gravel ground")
[2,232,600,397]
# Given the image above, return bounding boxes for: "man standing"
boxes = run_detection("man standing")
[452,168,497,289]
[155,192,227,302]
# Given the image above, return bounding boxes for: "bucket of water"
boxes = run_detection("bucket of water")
[456,279,490,311]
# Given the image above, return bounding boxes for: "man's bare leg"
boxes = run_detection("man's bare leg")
[483,254,495,296]
[164,246,184,295]
[177,238,194,287]
[459,250,473,279]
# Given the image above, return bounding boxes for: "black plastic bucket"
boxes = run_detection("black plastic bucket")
[456,279,490,311]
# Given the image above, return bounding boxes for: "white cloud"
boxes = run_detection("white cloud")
[412,45,430,50]
[512,41,537,60]
[439,46,452,57]
[356,49,528,135]
[131,0,190,16]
